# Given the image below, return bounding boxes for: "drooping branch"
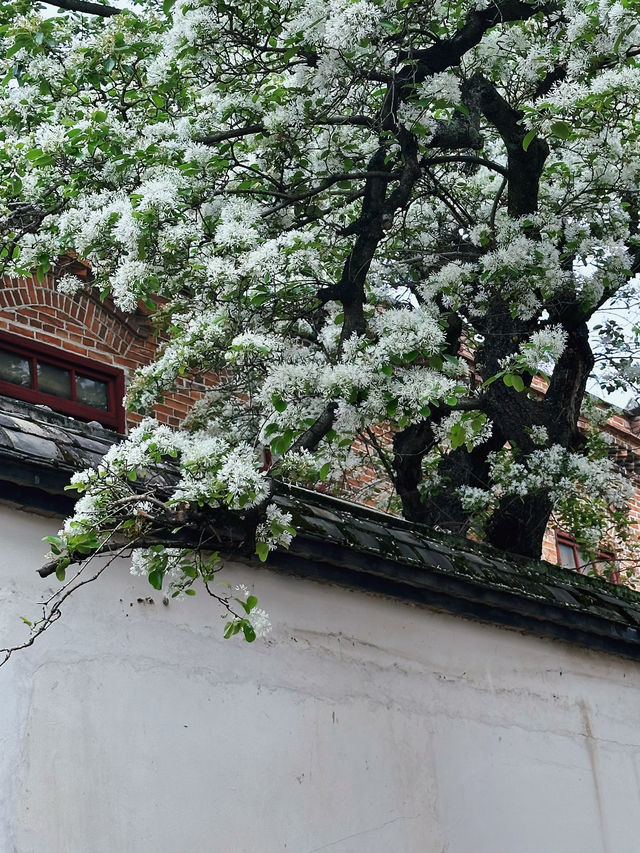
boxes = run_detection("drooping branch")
[39,501,263,578]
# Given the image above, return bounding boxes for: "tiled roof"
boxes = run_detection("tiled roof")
[0,394,119,496]
[273,485,640,658]
[2,393,640,659]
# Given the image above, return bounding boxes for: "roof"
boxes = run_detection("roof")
[2,393,640,660]
[0,394,119,506]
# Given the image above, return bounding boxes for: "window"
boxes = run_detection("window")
[0,332,125,431]
[555,532,618,582]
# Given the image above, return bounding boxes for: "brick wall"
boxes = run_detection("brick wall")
[0,273,208,430]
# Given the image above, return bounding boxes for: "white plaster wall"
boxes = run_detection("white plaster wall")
[1,503,640,853]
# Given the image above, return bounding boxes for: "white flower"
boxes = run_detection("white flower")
[215,198,263,247]
[528,425,549,445]
[519,327,568,372]
[256,504,295,551]
[110,258,147,313]
[419,72,462,106]
[248,607,272,639]
[56,273,85,296]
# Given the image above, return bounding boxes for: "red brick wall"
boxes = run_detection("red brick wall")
[0,274,207,430]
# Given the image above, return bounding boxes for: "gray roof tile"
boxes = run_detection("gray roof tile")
[6,429,64,462]
[0,394,119,476]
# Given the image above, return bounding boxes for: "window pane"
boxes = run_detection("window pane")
[76,374,109,410]
[37,362,71,399]
[0,349,32,387]
[557,542,577,569]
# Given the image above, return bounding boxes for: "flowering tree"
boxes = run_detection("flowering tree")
[1,0,640,635]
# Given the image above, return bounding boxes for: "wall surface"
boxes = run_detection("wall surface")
[0,274,210,430]
[1,503,640,853]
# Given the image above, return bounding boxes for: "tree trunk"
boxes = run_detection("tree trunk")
[394,314,595,560]
[484,493,553,558]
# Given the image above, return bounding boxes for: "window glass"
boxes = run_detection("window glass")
[0,349,32,387]
[0,333,124,431]
[37,362,72,399]
[557,542,577,568]
[76,374,109,410]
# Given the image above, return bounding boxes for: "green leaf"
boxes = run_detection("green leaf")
[250,292,270,306]
[522,129,537,152]
[255,542,269,562]
[148,569,163,590]
[246,594,258,611]
[242,622,256,642]
[271,428,294,456]
[55,566,66,582]
[550,120,571,140]
[450,423,466,450]
[271,394,287,412]
[319,462,332,480]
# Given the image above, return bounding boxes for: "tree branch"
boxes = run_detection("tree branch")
[197,116,374,148]
[398,0,558,72]
[288,402,338,455]
[41,0,121,17]
[423,154,507,176]
[260,170,401,217]
[464,73,549,217]
[197,124,266,146]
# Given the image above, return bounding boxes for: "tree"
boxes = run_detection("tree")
[1,0,639,636]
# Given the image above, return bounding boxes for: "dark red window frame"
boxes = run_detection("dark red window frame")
[555,531,618,583]
[0,331,125,432]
